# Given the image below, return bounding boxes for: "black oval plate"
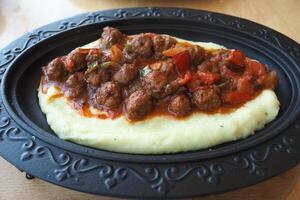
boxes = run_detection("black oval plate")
[0,7,300,199]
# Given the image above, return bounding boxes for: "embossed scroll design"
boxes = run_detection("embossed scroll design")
[129,164,223,194]
[253,28,300,61]
[229,136,295,176]
[53,161,224,194]
[0,106,34,149]
[0,114,71,168]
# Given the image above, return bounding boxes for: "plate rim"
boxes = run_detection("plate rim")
[0,7,300,198]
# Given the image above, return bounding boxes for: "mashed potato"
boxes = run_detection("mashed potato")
[38,39,280,154]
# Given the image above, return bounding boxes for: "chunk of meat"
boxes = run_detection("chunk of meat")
[150,60,177,80]
[197,60,219,73]
[65,73,86,98]
[101,26,123,46]
[65,48,87,72]
[226,50,246,67]
[85,69,110,87]
[95,82,121,109]
[218,78,237,92]
[192,86,221,110]
[123,80,144,98]
[220,65,240,79]
[210,49,230,65]
[43,57,67,81]
[188,45,205,66]
[165,80,180,95]
[125,34,153,60]
[168,94,192,116]
[144,60,178,97]
[152,35,176,57]
[144,70,168,97]
[113,63,138,85]
[124,90,152,121]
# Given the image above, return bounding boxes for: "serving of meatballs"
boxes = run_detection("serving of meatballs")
[41,26,277,121]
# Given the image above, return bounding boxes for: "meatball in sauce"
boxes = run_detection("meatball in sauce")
[41,27,278,121]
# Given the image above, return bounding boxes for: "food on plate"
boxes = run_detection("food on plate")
[38,26,279,154]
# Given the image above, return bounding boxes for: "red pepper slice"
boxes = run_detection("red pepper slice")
[110,45,122,63]
[77,48,101,54]
[162,47,186,57]
[227,50,245,67]
[224,91,252,105]
[189,86,207,92]
[178,70,192,85]
[197,71,220,85]
[220,65,240,79]
[245,58,267,77]
[173,50,190,73]
[237,76,254,95]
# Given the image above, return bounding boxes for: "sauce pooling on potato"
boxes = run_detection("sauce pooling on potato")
[41,26,277,121]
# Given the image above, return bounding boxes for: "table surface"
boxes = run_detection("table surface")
[0,0,299,199]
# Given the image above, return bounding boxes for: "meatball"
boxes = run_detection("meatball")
[65,73,86,98]
[158,60,177,80]
[144,70,168,97]
[197,60,219,73]
[101,26,123,46]
[125,34,153,59]
[123,80,144,98]
[144,61,177,97]
[43,57,67,81]
[113,63,138,85]
[168,94,192,117]
[124,90,152,121]
[165,80,180,95]
[210,49,231,67]
[219,78,237,92]
[85,69,111,87]
[95,82,121,109]
[189,45,205,66]
[143,61,177,97]
[152,35,176,57]
[66,48,87,72]
[192,86,221,110]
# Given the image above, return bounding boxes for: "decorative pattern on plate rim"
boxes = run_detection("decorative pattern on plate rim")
[0,107,296,194]
[0,7,299,197]
[1,7,299,71]
[228,136,295,176]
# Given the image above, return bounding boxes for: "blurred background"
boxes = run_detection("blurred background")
[0,0,299,199]
[0,0,299,48]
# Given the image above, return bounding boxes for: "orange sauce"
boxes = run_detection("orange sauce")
[48,93,63,102]
[82,104,93,118]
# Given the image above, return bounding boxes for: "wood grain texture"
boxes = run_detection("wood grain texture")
[0,0,299,199]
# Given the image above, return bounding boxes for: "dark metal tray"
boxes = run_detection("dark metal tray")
[0,7,300,199]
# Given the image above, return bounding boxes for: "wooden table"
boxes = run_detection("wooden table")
[0,0,299,199]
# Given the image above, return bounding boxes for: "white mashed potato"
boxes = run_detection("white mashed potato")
[38,38,280,154]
